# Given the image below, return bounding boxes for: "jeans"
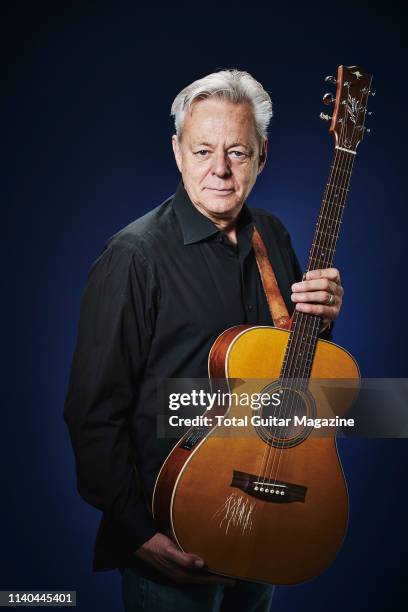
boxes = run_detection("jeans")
[120,568,275,612]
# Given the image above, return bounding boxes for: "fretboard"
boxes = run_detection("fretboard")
[281,147,356,385]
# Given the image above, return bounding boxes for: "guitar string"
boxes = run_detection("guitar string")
[274,152,355,476]
[255,75,368,488]
[259,91,352,486]
[268,98,357,485]
[262,127,350,485]
[255,137,346,488]
[266,150,351,487]
[254,113,345,488]
[262,146,348,487]
[265,80,365,487]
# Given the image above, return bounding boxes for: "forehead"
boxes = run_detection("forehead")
[183,98,257,143]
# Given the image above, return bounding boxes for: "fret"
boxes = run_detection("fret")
[321,198,345,210]
[289,328,317,340]
[326,183,349,192]
[308,256,333,268]
[280,145,356,381]
[310,253,333,262]
[315,228,337,240]
[317,214,342,226]
[330,165,351,176]
[311,242,335,253]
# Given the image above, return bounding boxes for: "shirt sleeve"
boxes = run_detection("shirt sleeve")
[63,241,158,556]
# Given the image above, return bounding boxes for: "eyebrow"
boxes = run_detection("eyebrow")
[194,141,253,152]
[194,142,214,148]
[228,142,250,150]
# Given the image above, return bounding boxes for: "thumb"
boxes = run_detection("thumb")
[163,542,205,569]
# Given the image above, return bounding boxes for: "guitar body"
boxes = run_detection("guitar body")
[153,325,360,584]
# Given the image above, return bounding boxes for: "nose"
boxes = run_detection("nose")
[212,151,232,178]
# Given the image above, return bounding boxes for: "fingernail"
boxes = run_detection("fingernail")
[195,559,204,568]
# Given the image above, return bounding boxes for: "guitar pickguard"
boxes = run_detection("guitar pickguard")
[213,492,256,535]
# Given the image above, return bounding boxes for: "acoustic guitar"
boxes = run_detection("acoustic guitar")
[153,65,373,584]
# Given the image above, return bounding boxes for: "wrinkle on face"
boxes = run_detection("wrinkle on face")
[172,98,267,230]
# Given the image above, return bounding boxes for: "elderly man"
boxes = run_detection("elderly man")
[64,69,343,611]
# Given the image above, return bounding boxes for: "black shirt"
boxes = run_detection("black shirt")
[64,181,329,574]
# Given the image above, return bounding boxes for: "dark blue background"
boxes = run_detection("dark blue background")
[3,1,407,610]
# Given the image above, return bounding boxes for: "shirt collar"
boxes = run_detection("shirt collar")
[172,180,254,246]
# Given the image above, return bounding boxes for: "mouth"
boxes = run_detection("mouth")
[206,188,235,194]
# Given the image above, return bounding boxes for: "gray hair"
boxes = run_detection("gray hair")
[170,69,273,143]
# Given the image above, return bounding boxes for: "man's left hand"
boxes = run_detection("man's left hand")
[291,268,343,332]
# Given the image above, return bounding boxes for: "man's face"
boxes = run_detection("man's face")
[172,98,267,220]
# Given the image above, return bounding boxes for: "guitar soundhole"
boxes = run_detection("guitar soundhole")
[254,382,316,448]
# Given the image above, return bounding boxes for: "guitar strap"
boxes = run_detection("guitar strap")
[251,226,292,330]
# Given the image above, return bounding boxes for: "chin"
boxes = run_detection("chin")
[205,201,238,215]
[202,195,241,214]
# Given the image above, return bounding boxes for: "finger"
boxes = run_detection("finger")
[291,290,335,305]
[295,303,334,317]
[293,279,343,297]
[161,543,205,570]
[320,318,331,332]
[154,548,235,585]
[305,268,341,284]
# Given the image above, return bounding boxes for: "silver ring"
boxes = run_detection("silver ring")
[327,293,335,306]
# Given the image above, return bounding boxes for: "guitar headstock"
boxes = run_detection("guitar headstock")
[320,65,373,153]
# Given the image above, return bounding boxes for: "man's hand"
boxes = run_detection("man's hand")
[135,533,236,586]
[291,268,343,332]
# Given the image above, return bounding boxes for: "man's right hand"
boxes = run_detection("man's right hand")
[134,533,235,586]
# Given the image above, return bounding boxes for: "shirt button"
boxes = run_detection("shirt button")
[247,305,253,311]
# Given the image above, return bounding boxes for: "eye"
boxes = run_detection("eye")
[229,150,248,159]
[194,150,210,157]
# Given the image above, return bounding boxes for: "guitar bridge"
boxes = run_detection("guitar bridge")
[231,470,307,503]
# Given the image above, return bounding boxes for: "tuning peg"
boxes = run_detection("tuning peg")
[323,93,335,105]
[367,111,373,116]
[369,90,376,96]
[319,112,332,121]
[325,75,337,84]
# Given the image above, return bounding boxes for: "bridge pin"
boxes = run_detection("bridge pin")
[254,486,259,491]
[275,490,280,495]
[260,487,264,492]
[265,488,269,493]
[271,489,275,494]
[281,491,285,495]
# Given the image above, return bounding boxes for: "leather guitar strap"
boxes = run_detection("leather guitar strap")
[252,226,292,330]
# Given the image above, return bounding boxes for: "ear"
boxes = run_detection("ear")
[172,135,183,173]
[257,138,268,175]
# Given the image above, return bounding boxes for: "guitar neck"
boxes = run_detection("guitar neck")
[281,147,357,383]
[307,147,356,272]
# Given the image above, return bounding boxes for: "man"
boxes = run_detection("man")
[64,69,343,611]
